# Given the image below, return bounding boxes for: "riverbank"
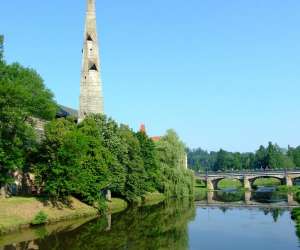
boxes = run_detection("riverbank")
[0,196,127,235]
[0,192,167,235]
[142,192,166,206]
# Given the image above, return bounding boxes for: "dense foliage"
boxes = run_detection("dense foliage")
[0,38,57,190]
[156,130,194,197]
[188,142,298,172]
[33,116,193,206]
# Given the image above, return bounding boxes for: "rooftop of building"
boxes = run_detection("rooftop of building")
[56,105,78,119]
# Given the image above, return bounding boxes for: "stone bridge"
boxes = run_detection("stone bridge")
[195,170,300,190]
[201,191,298,207]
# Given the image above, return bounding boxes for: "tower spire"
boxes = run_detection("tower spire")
[79,0,104,122]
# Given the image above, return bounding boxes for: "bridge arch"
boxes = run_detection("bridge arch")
[214,178,243,190]
[291,175,300,185]
[206,177,243,190]
[249,176,284,188]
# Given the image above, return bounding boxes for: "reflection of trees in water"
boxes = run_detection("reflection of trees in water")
[212,190,288,204]
[257,208,285,222]
[4,241,38,250]
[214,190,244,202]
[291,208,300,241]
[213,206,285,223]
[4,200,196,250]
[252,191,286,203]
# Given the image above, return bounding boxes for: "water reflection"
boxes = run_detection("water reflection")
[0,199,196,250]
[200,189,298,207]
[1,195,300,250]
[189,206,299,250]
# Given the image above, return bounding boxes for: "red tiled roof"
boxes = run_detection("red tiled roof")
[151,136,161,142]
[140,124,146,133]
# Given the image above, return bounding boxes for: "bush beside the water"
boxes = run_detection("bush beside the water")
[31,211,48,226]
[194,187,207,201]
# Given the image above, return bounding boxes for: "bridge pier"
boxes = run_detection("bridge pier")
[244,190,252,205]
[286,175,293,187]
[206,178,214,191]
[207,191,214,204]
[243,176,251,190]
[287,193,296,206]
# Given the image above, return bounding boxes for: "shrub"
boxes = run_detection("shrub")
[31,211,48,226]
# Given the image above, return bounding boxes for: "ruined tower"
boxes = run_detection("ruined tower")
[79,0,104,122]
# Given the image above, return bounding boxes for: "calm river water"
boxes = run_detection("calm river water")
[1,192,300,250]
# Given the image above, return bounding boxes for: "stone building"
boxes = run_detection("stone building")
[78,0,104,122]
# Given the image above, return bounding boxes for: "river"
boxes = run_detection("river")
[1,191,300,250]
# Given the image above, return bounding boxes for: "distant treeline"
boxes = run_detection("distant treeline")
[188,142,300,172]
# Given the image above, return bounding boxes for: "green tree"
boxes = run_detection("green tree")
[0,52,57,195]
[136,130,161,192]
[254,145,267,169]
[155,130,194,197]
[265,142,294,169]
[156,129,186,170]
[79,115,127,198]
[119,125,148,202]
[34,118,114,206]
[288,146,300,167]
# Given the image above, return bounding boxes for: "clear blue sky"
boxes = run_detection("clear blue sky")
[1,0,300,152]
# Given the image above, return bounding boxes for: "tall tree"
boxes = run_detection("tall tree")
[0,55,57,196]
[119,125,148,202]
[137,130,161,192]
[34,118,114,206]
[155,130,194,197]
[79,115,127,197]
[288,146,300,167]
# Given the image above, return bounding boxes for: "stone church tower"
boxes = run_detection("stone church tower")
[79,0,104,122]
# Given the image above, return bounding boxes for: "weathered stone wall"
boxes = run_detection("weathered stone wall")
[79,0,104,122]
[28,116,47,140]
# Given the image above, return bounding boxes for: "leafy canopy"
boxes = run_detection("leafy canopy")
[0,40,57,188]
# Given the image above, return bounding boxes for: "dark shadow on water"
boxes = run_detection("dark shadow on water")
[252,189,286,204]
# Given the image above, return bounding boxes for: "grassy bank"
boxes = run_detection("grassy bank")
[218,179,242,189]
[0,197,98,235]
[0,196,129,235]
[108,198,128,213]
[142,192,166,206]
[253,178,281,187]
[0,192,168,235]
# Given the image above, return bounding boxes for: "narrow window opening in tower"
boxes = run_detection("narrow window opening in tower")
[89,64,98,71]
[87,34,93,41]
